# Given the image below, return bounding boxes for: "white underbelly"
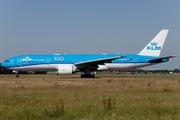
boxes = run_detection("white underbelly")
[8,64,58,71]
[104,63,151,71]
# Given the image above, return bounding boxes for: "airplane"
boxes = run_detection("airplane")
[1,29,176,78]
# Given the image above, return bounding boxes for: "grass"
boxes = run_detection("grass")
[0,74,180,119]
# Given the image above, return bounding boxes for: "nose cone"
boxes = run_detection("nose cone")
[1,62,6,67]
[1,61,10,68]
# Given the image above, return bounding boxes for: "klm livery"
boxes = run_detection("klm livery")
[1,30,176,78]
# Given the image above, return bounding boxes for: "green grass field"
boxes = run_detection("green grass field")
[0,74,180,119]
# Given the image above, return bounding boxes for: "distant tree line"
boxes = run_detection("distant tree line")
[119,69,180,74]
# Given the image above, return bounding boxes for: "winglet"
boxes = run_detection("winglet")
[138,29,169,56]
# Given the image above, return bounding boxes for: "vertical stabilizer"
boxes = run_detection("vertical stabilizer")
[138,29,169,56]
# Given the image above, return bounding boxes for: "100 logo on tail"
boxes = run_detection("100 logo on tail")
[147,42,161,50]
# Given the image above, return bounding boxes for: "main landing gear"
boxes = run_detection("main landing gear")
[81,74,95,78]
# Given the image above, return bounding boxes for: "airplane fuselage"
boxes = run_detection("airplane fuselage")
[1,54,167,72]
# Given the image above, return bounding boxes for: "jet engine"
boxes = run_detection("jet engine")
[57,64,76,75]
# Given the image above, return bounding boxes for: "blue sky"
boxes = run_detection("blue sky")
[0,0,179,70]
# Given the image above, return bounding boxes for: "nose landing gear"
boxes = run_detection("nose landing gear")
[16,74,19,78]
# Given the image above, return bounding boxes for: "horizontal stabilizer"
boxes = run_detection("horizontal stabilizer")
[147,55,177,62]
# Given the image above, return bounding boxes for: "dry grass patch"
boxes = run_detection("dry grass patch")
[0,74,180,119]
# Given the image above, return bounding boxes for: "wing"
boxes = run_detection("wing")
[147,55,177,62]
[75,56,126,68]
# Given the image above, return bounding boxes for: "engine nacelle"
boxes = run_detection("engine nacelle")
[57,64,76,75]
[97,65,108,71]
[13,70,18,74]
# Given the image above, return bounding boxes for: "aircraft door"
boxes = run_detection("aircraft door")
[46,58,51,65]
[17,59,21,66]
[133,58,138,65]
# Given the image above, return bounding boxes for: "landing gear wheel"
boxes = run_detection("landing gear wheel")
[81,74,84,78]
[91,74,95,78]
[81,74,95,78]
[16,75,19,78]
[92,75,95,78]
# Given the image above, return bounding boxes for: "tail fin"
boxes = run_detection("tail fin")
[138,29,169,56]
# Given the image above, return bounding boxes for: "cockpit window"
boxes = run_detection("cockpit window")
[5,60,9,62]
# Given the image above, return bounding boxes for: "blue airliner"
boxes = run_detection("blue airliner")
[1,30,176,78]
